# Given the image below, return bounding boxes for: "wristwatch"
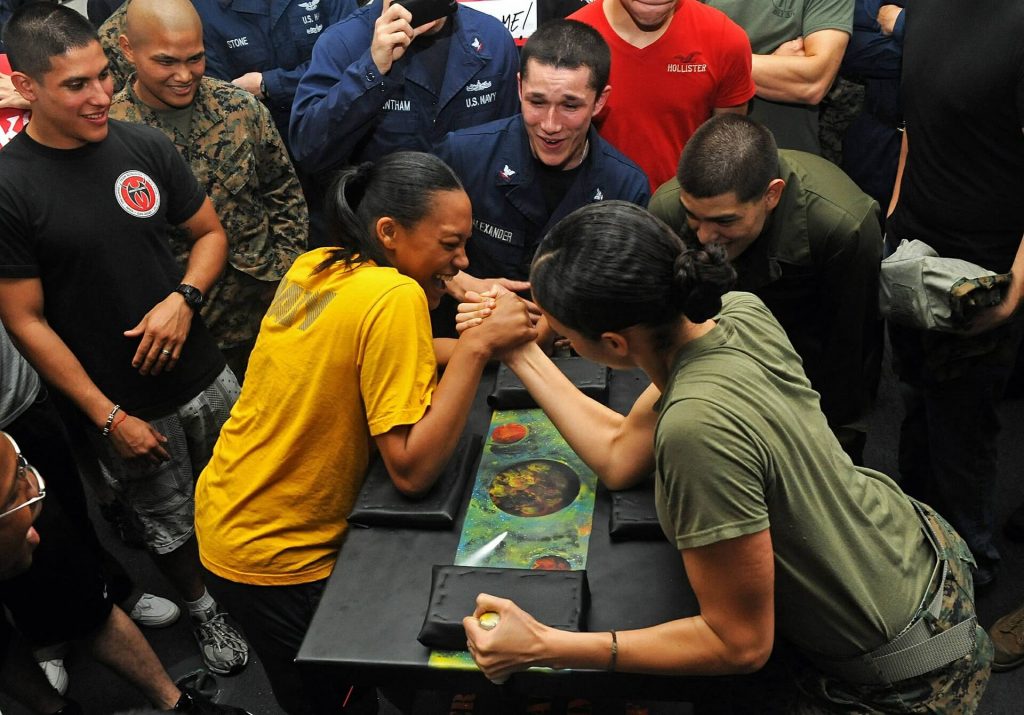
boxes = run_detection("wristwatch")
[175,283,204,310]
[259,77,267,100]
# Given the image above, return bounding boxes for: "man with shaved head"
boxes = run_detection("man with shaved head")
[112,0,307,380]
[98,0,356,246]
[0,2,249,679]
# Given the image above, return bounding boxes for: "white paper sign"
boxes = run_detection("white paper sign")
[460,0,537,41]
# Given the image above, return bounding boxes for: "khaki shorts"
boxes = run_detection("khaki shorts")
[89,367,239,554]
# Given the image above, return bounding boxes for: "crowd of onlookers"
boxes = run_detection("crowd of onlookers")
[0,0,1023,713]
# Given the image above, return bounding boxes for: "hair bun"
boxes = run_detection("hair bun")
[671,245,736,323]
[352,161,373,182]
[341,161,374,207]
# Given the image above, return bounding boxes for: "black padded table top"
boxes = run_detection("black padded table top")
[296,366,714,699]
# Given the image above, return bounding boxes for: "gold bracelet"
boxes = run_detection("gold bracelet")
[609,630,618,672]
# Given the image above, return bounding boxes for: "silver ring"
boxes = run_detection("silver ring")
[161,349,172,356]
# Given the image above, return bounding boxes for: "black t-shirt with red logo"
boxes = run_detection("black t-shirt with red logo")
[0,120,224,416]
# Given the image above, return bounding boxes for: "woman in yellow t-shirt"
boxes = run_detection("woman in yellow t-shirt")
[194,152,536,715]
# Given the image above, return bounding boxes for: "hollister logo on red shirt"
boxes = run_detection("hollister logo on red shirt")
[115,170,161,218]
[667,52,707,74]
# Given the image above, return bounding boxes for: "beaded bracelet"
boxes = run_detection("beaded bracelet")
[101,404,121,437]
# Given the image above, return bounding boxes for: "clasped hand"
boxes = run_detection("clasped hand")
[455,290,537,359]
[458,287,566,353]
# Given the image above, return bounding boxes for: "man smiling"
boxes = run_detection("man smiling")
[433,19,649,327]
[110,0,307,380]
[649,114,882,463]
[0,1,249,679]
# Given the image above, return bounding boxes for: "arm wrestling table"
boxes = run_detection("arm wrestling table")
[296,366,720,701]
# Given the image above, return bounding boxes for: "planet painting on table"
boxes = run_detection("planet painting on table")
[488,459,581,517]
[429,408,598,671]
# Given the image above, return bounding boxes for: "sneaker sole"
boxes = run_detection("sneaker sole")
[132,614,181,628]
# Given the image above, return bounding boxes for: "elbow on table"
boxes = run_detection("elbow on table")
[387,467,440,500]
[723,640,774,675]
[599,467,651,492]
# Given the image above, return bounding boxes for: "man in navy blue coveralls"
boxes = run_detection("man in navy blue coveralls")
[289,0,518,174]
[430,19,649,336]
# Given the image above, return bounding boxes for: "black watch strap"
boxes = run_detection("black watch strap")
[175,283,204,310]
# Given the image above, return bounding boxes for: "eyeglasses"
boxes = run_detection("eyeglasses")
[0,432,46,520]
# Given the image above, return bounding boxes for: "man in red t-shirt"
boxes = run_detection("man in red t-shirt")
[570,0,755,190]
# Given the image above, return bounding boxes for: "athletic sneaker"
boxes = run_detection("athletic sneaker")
[38,658,69,695]
[129,593,181,628]
[174,686,253,714]
[192,612,249,676]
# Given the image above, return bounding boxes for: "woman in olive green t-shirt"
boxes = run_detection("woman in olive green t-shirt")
[457,201,991,712]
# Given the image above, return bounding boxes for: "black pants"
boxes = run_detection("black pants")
[0,491,114,646]
[888,318,1024,568]
[204,570,377,715]
[4,388,135,607]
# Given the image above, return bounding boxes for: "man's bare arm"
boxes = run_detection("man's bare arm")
[750,29,849,105]
[0,277,170,462]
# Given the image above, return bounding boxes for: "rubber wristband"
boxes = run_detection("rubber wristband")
[609,630,618,672]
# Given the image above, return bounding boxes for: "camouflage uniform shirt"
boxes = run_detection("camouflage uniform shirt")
[110,76,308,350]
[97,3,131,94]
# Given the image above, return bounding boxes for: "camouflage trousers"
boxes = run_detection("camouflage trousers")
[786,502,992,713]
[819,78,867,167]
[202,266,280,353]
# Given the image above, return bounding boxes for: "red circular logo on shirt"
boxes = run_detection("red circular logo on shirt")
[114,170,161,218]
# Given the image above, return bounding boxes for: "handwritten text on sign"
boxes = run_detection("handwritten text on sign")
[461,0,537,41]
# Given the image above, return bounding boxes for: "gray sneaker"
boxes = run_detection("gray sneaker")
[192,613,249,675]
[130,593,181,628]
